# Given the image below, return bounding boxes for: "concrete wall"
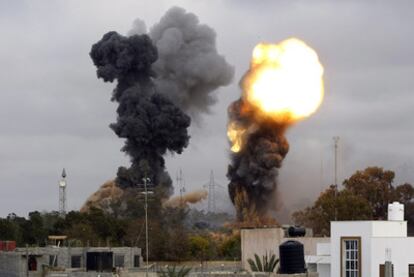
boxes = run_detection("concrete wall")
[372,221,407,237]
[330,221,373,277]
[316,264,329,277]
[0,252,24,277]
[281,237,329,256]
[241,228,284,270]
[370,237,414,277]
[43,270,320,277]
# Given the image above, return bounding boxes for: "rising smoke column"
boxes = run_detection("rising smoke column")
[227,39,324,223]
[90,32,190,195]
[90,7,233,198]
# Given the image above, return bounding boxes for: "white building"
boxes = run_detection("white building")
[309,202,414,277]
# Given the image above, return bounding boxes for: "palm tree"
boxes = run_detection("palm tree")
[247,252,279,272]
[159,265,192,277]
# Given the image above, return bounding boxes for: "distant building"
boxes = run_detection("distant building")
[0,245,142,277]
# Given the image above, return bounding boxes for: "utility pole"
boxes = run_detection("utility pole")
[138,160,152,277]
[142,176,151,277]
[26,244,29,277]
[333,136,340,221]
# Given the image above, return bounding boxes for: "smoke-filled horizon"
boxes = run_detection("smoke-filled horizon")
[90,7,233,197]
[2,1,414,218]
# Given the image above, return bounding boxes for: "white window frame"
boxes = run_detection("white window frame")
[341,237,361,277]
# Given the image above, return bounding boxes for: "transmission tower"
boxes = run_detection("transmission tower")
[207,171,220,213]
[58,168,67,217]
[202,171,225,214]
[176,168,186,201]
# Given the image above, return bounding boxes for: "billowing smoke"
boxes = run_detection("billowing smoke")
[130,6,234,115]
[163,189,208,209]
[227,101,289,222]
[227,39,324,223]
[90,7,233,199]
[90,32,190,195]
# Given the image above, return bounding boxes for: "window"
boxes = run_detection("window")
[114,255,124,267]
[409,264,414,277]
[134,255,140,267]
[28,256,37,271]
[380,263,394,277]
[49,255,58,267]
[341,237,361,277]
[71,255,81,268]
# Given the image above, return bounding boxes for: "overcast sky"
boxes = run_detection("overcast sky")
[1,0,414,221]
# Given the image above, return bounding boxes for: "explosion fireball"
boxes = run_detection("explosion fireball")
[227,38,324,224]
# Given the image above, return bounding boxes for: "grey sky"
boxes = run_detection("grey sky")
[1,0,414,222]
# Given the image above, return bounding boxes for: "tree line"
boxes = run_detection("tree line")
[293,166,414,236]
[0,202,240,262]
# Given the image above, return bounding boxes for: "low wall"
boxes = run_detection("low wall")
[43,269,318,277]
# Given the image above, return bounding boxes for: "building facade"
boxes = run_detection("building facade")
[0,246,142,277]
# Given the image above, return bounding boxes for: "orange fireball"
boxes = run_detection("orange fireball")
[243,38,324,122]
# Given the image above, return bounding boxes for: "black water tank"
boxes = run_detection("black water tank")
[288,226,306,237]
[279,240,306,274]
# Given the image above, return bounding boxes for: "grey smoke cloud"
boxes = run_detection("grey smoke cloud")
[130,6,235,116]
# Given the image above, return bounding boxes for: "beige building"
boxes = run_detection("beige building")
[241,227,329,271]
[0,246,142,277]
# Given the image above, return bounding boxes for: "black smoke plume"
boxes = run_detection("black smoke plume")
[90,7,233,198]
[227,99,289,223]
[90,32,190,195]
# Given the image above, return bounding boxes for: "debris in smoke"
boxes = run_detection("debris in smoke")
[163,189,208,209]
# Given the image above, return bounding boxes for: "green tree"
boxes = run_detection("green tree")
[343,167,395,219]
[66,223,97,246]
[218,233,241,260]
[0,218,20,241]
[293,167,414,236]
[293,186,372,236]
[189,235,211,262]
